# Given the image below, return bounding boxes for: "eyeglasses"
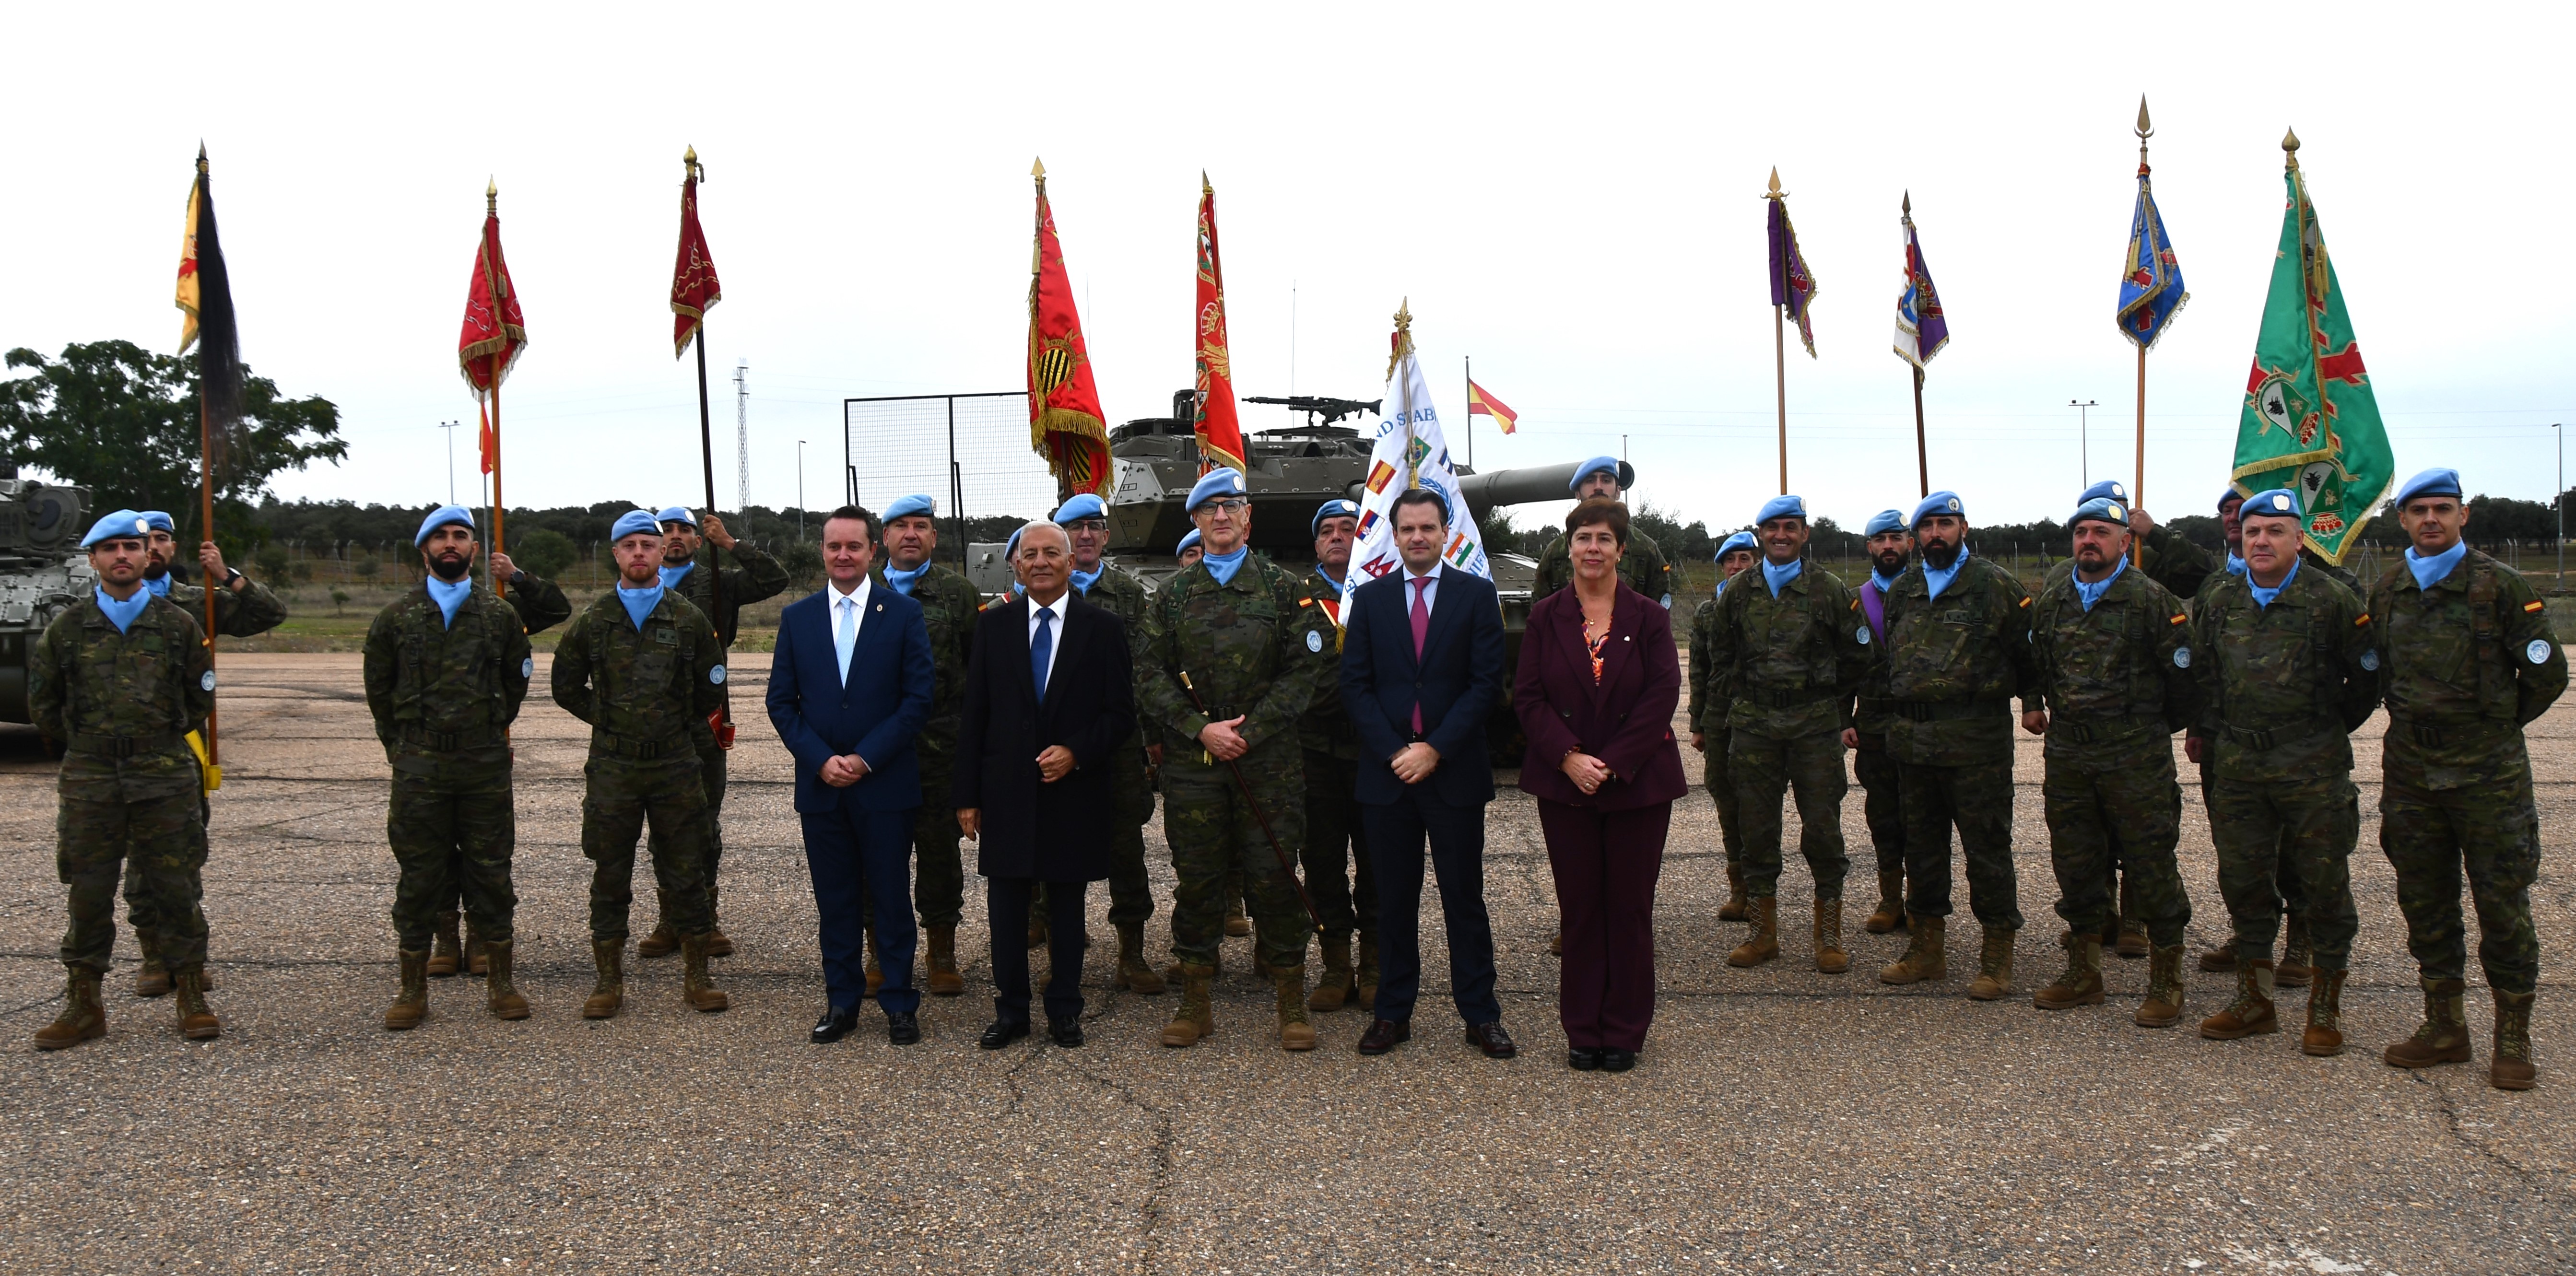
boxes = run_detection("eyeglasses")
[1063,517,1109,532]
[1200,499,1250,515]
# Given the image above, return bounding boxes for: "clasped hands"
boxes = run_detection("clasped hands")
[956,746,1078,842]
[1560,750,1611,796]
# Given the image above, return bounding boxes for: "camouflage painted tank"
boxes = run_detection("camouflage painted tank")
[0,475,93,724]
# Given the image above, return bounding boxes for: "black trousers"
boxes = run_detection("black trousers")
[1361,786,1501,1026]
[988,877,1088,1025]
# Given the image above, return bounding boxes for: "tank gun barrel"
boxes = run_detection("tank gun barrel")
[1455,459,1629,519]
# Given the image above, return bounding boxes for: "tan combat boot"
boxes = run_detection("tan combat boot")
[1966,926,2015,1001]
[582,938,625,1019]
[1728,895,1780,968]
[1308,935,1356,1012]
[681,933,730,1012]
[34,968,105,1050]
[465,918,489,978]
[2384,978,2472,1069]
[2493,990,2537,1091]
[2035,933,2106,1010]
[428,910,463,977]
[924,925,966,997]
[1355,934,1381,1010]
[2300,967,2345,1056]
[133,927,171,997]
[2114,877,2149,959]
[1112,922,1165,995]
[1272,962,1317,1051]
[1813,898,1849,974]
[172,966,220,1040]
[1719,860,1750,923]
[1549,928,1564,956]
[2200,960,2278,1039]
[1224,899,1253,939]
[705,885,733,958]
[1880,914,1946,984]
[1161,962,1216,1047]
[2275,918,2313,988]
[1863,867,1907,934]
[384,950,430,1031]
[483,939,530,1020]
[636,891,680,959]
[2136,944,2187,1028]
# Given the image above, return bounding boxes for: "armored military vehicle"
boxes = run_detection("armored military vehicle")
[0,473,93,724]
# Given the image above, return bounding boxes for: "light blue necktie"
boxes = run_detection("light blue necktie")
[834,593,858,686]
[1030,605,1055,702]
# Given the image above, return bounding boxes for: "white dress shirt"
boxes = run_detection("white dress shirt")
[1402,563,1440,615]
[1026,592,1067,691]
[828,575,872,686]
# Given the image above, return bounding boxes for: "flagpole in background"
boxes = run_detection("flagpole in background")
[1893,191,1950,498]
[1768,170,1788,494]
[1905,195,1929,498]
[2132,101,2153,515]
[686,149,718,521]
[671,145,730,640]
[2115,94,2192,557]
[485,183,507,593]
[177,144,243,773]
[1463,354,1472,471]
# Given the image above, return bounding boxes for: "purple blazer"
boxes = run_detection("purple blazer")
[1514,583,1688,810]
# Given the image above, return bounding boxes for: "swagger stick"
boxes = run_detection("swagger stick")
[1175,670,1325,935]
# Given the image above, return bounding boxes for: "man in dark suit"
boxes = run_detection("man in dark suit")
[1340,488,1515,1059]
[954,522,1137,1049]
[765,505,935,1045]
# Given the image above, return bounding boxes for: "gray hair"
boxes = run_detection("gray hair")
[1013,520,1070,557]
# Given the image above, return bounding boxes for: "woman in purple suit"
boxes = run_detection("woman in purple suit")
[1514,498,1687,1072]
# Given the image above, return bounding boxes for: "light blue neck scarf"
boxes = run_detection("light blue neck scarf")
[1922,547,1972,600]
[2071,556,2126,613]
[657,562,694,591]
[424,575,472,628]
[2405,541,2468,592]
[2247,557,2301,609]
[1310,567,1344,600]
[883,562,929,596]
[617,583,666,631]
[1872,565,1905,591]
[1070,564,1104,595]
[1202,546,1249,586]
[144,573,173,597]
[95,587,148,633]
[2225,553,2248,578]
[1761,557,1803,597]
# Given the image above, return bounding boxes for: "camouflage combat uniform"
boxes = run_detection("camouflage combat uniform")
[1534,529,1673,605]
[1880,553,2038,930]
[2039,525,2218,602]
[876,561,982,933]
[647,540,788,935]
[552,591,726,943]
[2189,562,2378,973]
[1851,573,1907,921]
[2029,563,2197,947]
[497,570,573,635]
[1298,570,1376,999]
[1685,592,1744,893]
[161,570,288,638]
[2368,551,2564,1003]
[1137,555,1335,972]
[32,594,214,977]
[1703,562,1867,902]
[428,568,569,962]
[362,580,533,950]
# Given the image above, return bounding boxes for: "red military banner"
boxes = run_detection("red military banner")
[670,148,721,357]
[457,188,527,398]
[1192,176,1245,473]
[1026,159,1109,495]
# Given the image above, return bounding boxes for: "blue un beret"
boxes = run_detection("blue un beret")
[1756,494,1807,525]
[2394,468,2463,507]
[81,509,152,549]
[414,504,476,547]
[1176,528,1203,555]
[612,510,665,542]
[1570,456,1631,493]
[1715,530,1758,561]
[1911,491,1965,528]
[883,494,938,523]
[1186,468,1247,513]
[2241,488,2302,521]
[655,506,698,530]
[2077,480,2129,507]
[1052,493,1107,524]
[139,510,176,533]
[1311,499,1361,538]
[1863,508,1907,538]
[2219,488,2245,511]
[2070,497,2129,528]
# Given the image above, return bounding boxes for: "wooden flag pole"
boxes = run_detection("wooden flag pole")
[2131,99,2153,563]
[199,375,220,767]
[484,181,508,598]
[1774,303,1788,495]
[1912,365,1930,498]
[684,147,729,646]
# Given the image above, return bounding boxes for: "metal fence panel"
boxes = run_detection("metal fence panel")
[843,393,1059,537]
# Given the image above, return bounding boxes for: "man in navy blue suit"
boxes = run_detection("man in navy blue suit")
[1340,488,1514,1060]
[766,505,935,1045]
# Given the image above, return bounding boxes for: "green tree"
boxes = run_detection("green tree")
[511,527,577,580]
[0,340,346,544]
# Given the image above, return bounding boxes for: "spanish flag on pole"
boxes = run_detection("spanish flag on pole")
[1465,378,1517,435]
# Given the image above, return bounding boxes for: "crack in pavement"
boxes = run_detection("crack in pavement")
[2411,1068,2565,1194]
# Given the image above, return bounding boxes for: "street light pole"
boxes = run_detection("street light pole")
[436,419,462,504]
[2555,421,2564,592]
[2069,399,2098,486]
[796,439,808,540]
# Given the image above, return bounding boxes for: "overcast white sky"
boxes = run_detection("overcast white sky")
[8,3,2569,538]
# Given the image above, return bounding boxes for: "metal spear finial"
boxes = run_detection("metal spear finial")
[486,177,497,214]
[2282,126,2301,170]
[1765,166,1784,199]
[2136,95,2154,169]
[1031,156,1046,180]
[196,141,208,175]
[684,144,702,183]
[1901,189,1912,219]
[1394,297,1412,332]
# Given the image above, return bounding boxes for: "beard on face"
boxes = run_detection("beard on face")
[1920,540,1960,570]
[429,552,472,581]
[1871,548,1908,573]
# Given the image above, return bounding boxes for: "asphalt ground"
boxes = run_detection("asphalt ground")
[0,650,2569,1275]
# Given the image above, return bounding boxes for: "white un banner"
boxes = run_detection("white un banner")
[1349,336,1490,595]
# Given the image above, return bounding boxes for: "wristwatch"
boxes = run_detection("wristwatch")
[224,567,245,587]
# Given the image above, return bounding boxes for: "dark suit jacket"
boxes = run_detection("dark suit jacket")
[1339,565,1504,807]
[765,581,935,815]
[951,592,1136,882]
[1515,584,1688,810]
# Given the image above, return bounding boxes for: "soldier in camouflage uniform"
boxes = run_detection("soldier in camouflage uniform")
[1875,492,2042,1001]
[2369,469,2566,1089]
[1137,469,1335,1050]
[1702,496,1868,973]
[860,494,981,997]
[1298,499,1377,1011]
[636,506,788,960]
[2026,496,2200,1027]
[1533,457,1673,607]
[1850,510,1912,934]
[2187,489,2379,1056]
[32,511,220,1048]
[552,510,732,1019]
[1688,531,1762,926]
[362,506,535,1029]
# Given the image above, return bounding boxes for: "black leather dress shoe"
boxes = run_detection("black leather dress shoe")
[811,1008,860,1044]
[1599,1047,1637,1073]
[1357,1018,1411,1055]
[886,1011,921,1045]
[1567,1046,1603,1071]
[980,1019,1029,1050]
[1047,1016,1084,1048]
[1465,1021,1517,1059]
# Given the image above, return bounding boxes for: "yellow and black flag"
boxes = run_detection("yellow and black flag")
[176,144,245,463]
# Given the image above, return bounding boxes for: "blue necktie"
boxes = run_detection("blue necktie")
[1031,605,1055,702]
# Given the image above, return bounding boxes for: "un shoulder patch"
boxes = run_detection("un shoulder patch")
[2529,639,2553,665]
[710,665,728,685]
[2173,646,2192,670]
[1855,625,1871,645]
[2360,650,2379,672]
[521,656,534,679]
[200,670,217,692]
[1306,629,1324,654]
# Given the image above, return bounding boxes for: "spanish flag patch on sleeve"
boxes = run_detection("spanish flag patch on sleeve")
[2170,613,2188,625]
[2526,599,2547,614]
[2355,613,2371,627]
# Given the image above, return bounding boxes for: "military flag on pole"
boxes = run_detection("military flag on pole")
[1892,198,1948,368]
[2115,148,2188,349]
[456,192,527,399]
[1026,160,1110,496]
[176,145,244,472]
[670,149,722,357]
[1465,379,1517,434]
[1350,302,1489,593]
[1767,189,1820,357]
[2230,131,2394,562]
[1192,175,1247,474]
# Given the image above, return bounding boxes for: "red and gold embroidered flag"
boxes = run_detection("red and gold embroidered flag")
[1192,175,1246,474]
[670,148,721,357]
[1027,160,1109,495]
[457,187,527,400]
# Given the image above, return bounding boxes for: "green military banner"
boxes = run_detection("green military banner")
[2230,131,2396,564]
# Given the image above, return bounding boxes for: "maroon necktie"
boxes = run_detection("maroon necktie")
[1410,576,1431,732]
